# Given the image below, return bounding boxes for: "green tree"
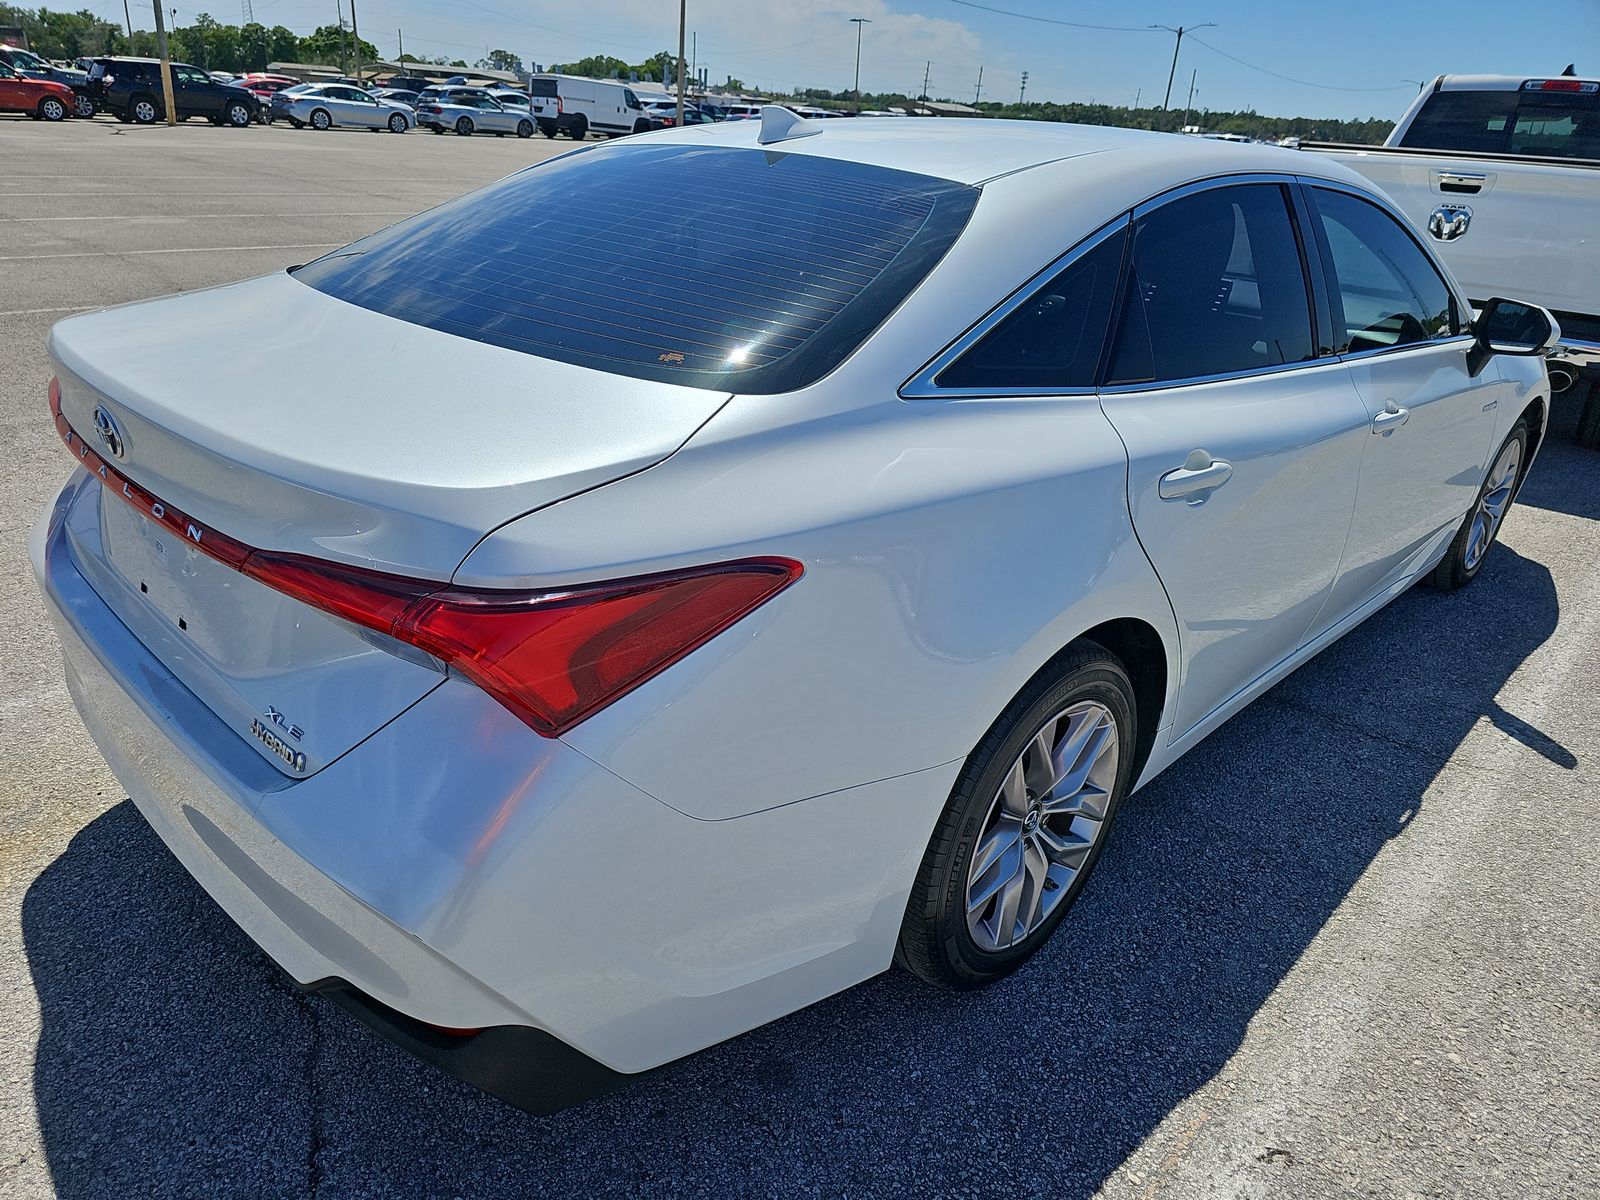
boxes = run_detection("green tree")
[296,23,376,70]
[476,48,522,74]
[560,53,629,79]
[265,24,299,64]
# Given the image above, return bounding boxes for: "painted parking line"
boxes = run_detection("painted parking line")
[0,212,413,222]
[0,243,342,261]
[0,306,99,317]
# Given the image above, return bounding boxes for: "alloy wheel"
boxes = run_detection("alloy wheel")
[1464,437,1522,571]
[965,700,1120,952]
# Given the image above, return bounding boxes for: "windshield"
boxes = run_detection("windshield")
[294,144,977,394]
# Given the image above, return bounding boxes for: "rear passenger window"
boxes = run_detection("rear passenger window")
[1308,187,1457,354]
[1399,90,1518,154]
[1106,184,1314,385]
[936,226,1125,391]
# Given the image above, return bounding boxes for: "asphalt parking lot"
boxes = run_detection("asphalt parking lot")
[2,116,1599,1199]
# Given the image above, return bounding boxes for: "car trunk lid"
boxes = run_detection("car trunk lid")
[49,273,730,777]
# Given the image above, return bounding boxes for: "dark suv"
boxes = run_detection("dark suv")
[86,57,256,126]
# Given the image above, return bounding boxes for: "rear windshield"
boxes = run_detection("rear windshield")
[529,77,558,97]
[293,144,977,393]
[1401,84,1600,160]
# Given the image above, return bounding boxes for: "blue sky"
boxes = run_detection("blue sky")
[141,0,1598,119]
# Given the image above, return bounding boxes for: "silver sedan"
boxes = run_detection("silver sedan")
[273,84,413,133]
[415,92,536,137]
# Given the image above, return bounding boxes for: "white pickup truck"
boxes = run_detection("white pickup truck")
[1302,72,1600,444]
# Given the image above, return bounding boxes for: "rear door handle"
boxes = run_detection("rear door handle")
[1371,401,1410,435]
[1159,450,1234,503]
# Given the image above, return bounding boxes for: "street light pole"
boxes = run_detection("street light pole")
[1152,22,1216,110]
[675,0,686,125]
[850,17,870,113]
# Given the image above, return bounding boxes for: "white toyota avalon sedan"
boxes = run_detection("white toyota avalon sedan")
[32,110,1556,1113]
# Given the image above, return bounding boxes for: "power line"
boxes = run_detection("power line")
[944,0,1158,32]
[1187,35,1411,93]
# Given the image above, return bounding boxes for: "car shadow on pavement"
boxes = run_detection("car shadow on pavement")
[24,538,1568,1199]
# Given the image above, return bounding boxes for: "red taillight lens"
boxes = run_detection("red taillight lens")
[243,554,801,736]
[401,562,801,734]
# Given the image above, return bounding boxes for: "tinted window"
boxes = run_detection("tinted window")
[1309,187,1456,354]
[1106,184,1314,385]
[1401,86,1600,160]
[1509,88,1600,159]
[1400,90,1518,153]
[175,65,208,85]
[937,226,1126,390]
[294,145,978,394]
[529,77,558,97]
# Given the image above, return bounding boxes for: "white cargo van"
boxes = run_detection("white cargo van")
[532,74,650,139]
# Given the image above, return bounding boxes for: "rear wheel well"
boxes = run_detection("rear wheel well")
[1067,619,1167,788]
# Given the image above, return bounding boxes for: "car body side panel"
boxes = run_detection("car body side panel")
[460,394,1179,821]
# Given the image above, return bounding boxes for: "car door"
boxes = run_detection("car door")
[0,64,24,112]
[345,87,383,127]
[1302,183,1503,618]
[1095,179,1374,741]
[173,64,217,117]
[479,96,514,132]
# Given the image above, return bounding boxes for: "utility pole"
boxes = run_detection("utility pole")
[850,18,870,113]
[396,28,402,68]
[691,31,696,86]
[149,0,176,125]
[1133,86,1141,108]
[1152,22,1215,110]
[349,0,362,83]
[1182,69,1196,128]
[1018,70,1028,106]
[973,65,982,105]
[675,0,685,124]
[122,0,132,40]
[920,59,930,103]
[335,0,347,73]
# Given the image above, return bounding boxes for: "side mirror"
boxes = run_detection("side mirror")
[1466,297,1560,376]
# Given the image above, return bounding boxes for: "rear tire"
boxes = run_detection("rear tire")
[130,94,158,123]
[566,115,587,140]
[1575,379,1600,450]
[538,120,556,137]
[896,642,1137,990]
[1427,420,1529,591]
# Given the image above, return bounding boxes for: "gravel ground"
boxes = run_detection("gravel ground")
[2,115,1597,1200]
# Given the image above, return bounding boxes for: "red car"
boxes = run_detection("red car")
[0,61,75,120]
[236,72,300,114]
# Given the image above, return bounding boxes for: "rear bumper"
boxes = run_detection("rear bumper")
[31,471,951,1102]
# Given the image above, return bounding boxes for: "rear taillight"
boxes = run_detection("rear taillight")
[49,378,801,736]
[246,554,801,736]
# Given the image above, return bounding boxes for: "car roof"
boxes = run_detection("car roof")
[638,116,1370,188]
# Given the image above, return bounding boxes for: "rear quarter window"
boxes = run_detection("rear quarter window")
[293,145,978,394]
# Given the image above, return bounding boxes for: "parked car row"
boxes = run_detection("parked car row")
[1,49,844,140]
